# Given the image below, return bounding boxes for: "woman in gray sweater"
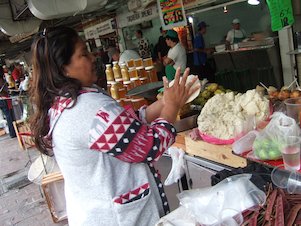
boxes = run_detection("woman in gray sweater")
[29,26,198,226]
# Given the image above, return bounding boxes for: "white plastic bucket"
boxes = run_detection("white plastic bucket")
[28,154,60,185]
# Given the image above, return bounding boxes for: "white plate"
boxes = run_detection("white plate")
[169,75,201,104]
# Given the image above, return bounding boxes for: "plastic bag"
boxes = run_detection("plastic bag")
[155,206,198,226]
[233,130,259,155]
[177,174,266,226]
[164,147,185,186]
[252,112,300,160]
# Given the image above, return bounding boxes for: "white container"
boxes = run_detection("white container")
[28,154,60,185]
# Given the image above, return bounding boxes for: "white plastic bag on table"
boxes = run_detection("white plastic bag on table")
[252,112,300,160]
[164,147,185,186]
[155,206,198,226]
[177,174,266,226]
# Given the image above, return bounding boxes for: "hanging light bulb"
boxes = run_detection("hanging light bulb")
[188,16,193,24]
[248,0,260,5]
[223,6,228,13]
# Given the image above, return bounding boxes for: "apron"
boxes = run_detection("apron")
[233,29,246,44]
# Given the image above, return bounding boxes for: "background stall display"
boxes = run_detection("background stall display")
[105,57,158,110]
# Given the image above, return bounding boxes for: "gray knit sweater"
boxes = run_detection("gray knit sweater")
[49,89,176,226]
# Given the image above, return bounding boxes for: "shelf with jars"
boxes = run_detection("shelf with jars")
[105,57,159,111]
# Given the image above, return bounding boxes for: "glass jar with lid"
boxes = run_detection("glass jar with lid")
[145,66,158,83]
[127,59,135,68]
[143,58,153,67]
[128,68,139,79]
[134,58,143,67]
[116,80,126,99]
[120,63,130,81]
[110,81,120,100]
[139,77,149,85]
[123,80,134,93]
[131,98,147,111]
[105,64,114,81]
[130,77,141,88]
[136,66,145,78]
[112,61,122,79]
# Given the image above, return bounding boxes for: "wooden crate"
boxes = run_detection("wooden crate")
[41,172,67,223]
[172,131,187,151]
[185,135,247,168]
[13,120,35,150]
[0,128,6,136]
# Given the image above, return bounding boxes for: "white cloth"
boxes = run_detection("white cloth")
[119,50,140,65]
[226,29,246,44]
[167,43,186,72]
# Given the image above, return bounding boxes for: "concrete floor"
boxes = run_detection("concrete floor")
[0,134,67,226]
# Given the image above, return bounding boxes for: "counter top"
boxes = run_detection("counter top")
[214,45,275,55]
[184,134,247,168]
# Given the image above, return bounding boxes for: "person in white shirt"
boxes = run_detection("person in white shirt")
[226,18,247,50]
[163,30,186,80]
[107,47,140,65]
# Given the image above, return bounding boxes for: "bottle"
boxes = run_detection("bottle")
[110,81,120,100]
[120,64,130,81]
[105,64,114,81]
[145,66,158,82]
[136,66,145,78]
[128,68,139,79]
[112,61,122,79]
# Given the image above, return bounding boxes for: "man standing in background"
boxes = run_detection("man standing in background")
[164,30,186,81]
[193,21,214,81]
[225,18,247,49]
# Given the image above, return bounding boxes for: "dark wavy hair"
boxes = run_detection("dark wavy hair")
[29,26,81,155]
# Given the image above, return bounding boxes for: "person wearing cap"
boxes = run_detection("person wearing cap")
[193,21,215,81]
[226,18,247,49]
[163,29,186,81]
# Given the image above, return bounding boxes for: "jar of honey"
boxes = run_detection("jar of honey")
[120,64,130,81]
[143,58,153,67]
[123,80,133,93]
[112,61,122,79]
[136,66,145,78]
[117,81,126,99]
[145,66,158,82]
[134,58,143,67]
[110,81,120,100]
[130,78,141,88]
[131,98,147,111]
[124,98,132,108]
[128,68,139,79]
[127,59,135,68]
[139,77,149,85]
[105,64,114,81]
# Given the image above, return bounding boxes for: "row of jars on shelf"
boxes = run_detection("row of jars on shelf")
[105,58,158,83]
[108,77,149,111]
